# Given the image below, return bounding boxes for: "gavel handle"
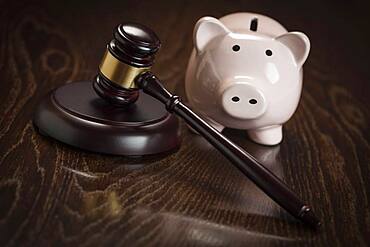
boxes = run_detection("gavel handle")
[136,72,321,228]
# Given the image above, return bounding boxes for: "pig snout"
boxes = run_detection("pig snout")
[221,84,267,119]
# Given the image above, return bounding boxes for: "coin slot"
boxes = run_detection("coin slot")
[250,18,258,31]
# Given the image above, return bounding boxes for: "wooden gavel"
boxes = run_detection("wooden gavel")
[93,23,320,228]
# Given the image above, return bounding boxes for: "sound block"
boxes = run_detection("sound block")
[33,81,181,156]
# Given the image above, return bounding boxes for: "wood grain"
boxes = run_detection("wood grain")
[0,0,369,246]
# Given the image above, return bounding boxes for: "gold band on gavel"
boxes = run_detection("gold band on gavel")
[99,49,151,89]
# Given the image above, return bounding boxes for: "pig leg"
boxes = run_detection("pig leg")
[187,116,225,134]
[247,125,283,146]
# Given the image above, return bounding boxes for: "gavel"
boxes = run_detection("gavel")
[92,23,320,228]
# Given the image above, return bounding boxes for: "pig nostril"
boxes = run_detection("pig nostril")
[231,96,240,102]
[265,49,273,56]
[249,99,257,104]
[232,45,240,52]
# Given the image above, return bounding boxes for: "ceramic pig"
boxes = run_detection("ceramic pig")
[185,13,310,145]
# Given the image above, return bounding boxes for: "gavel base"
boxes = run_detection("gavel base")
[33,81,181,156]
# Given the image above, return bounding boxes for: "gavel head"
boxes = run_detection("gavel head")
[93,23,161,106]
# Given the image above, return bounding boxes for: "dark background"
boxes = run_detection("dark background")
[0,0,369,246]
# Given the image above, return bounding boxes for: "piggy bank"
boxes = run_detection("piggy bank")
[185,13,310,145]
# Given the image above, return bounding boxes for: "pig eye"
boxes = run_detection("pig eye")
[265,49,273,56]
[232,45,240,52]
[231,96,240,102]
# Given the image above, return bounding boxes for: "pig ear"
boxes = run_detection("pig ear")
[194,17,230,53]
[275,32,310,67]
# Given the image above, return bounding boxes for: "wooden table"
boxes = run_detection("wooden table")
[0,0,369,246]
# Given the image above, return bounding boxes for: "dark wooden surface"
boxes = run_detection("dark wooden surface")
[0,0,369,246]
